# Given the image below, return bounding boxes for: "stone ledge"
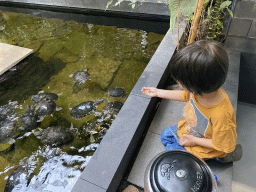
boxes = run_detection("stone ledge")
[72,24,185,192]
[0,0,170,21]
[0,43,34,75]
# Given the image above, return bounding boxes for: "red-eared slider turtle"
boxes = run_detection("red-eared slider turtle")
[31,92,58,117]
[103,101,123,119]
[20,105,37,131]
[70,70,90,84]
[0,118,18,144]
[33,126,74,146]
[107,88,125,98]
[31,92,58,103]
[70,99,104,120]
[0,101,17,121]
[32,100,56,117]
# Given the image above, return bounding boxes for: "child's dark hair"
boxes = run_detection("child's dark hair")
[170,40,229,95]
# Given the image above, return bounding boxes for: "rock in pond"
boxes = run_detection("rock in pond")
[107,88,125,98]
[34,126,74,146]
[20,105,37,131]
[103,101,123,119]
[70,70,90,84]
[70,99,104,120]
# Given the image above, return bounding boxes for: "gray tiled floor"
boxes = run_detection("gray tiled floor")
[232,102,256,191]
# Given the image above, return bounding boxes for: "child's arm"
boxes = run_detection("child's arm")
[141,87,184,102]
[180,134,214,149]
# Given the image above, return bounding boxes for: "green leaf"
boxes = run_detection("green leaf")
[227,8,233,18]
[179,0,198,16]
[169,0,179,33]
[217,19,224,29]
[114,0,125,6]
[202,18,210,23]
[106,0,113,9]
[132,3,135,9]
[220,1,232,9]
[208,7,211,18]
[203,0,210,9]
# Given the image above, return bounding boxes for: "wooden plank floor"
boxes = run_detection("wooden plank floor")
[0,43,33,75]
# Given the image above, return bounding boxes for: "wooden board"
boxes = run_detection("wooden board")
[0,43,34,75]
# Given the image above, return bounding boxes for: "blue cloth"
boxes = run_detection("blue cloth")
[161,123,187,151]
[161,123,224,163]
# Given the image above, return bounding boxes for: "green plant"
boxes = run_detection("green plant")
[106,0,141,9]
[206,0,233,41]
[106,0,233,45]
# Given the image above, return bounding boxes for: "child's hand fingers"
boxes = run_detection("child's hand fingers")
[141,87,157,96]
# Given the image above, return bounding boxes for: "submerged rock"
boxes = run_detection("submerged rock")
[70,99,103,120]
[107,88,125,98]
[20,105,37,131]
[34,126,74,146]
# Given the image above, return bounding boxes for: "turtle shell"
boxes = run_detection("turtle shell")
[103,101,123,119]
[20,105,37,131]
[31,93,58,103]
[0,119,18,144]
[107,88,125,98]
[72,70,90,84]
[40,126,74,146]
[70,101,95,119]
[32,100,56,116]
[0,102,17,121]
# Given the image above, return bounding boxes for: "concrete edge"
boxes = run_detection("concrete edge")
[71,23,185,191]
[0,0,170,21]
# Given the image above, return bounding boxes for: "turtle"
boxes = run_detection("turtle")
[0,118,18,144]
[70,99,104,120]
[0,101,17,121]
[32,99,56,117]
[5,147,59,192]
[70,70,90,84]
[107,88,125,98]
[4,164,30,192]
[96,128,108,143]
[33,126,74,146]
[31,92,58,103]
[19,105,37,131]
[103,101,123,119]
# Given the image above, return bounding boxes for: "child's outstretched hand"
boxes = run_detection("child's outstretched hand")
[141,87,158,97]
[179,134,197,147]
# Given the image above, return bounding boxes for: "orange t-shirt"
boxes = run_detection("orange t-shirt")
[177,90,237,159]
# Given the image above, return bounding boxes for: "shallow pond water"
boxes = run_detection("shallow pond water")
[0,11,164,191]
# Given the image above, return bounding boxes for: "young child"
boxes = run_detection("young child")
[141,40,242,163]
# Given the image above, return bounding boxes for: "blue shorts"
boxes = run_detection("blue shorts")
[161,123,223,163]
[161,123,186,151]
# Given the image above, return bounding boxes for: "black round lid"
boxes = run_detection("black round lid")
[149,150,213,192]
